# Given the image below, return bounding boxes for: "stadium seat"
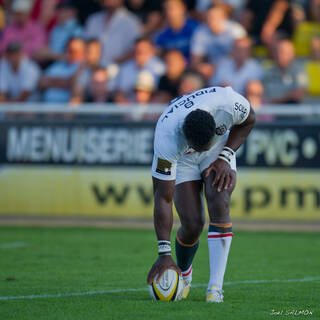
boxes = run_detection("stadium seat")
[293,22,320,57]
[305,61,320,96]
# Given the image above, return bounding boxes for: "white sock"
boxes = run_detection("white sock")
[207,231,233,290]
[181,264,192,283]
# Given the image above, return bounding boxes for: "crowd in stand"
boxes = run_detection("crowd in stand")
[0,0,319,111]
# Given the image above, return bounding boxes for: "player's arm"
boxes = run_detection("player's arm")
[147,177,181,284]
[224,107,256,152]
[206,100,256,192]
[153,178,175,241]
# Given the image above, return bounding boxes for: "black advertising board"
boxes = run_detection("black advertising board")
[0,119,319,168]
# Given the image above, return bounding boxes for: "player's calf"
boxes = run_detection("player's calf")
[175,215,203,274]
[204,181,234,302]
[175,234,200,299]
[207,222,233,293]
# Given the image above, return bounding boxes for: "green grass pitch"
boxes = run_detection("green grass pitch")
[0,226,319,320]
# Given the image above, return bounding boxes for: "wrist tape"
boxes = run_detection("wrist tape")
[218,147,235,164]
[158,240,171,256]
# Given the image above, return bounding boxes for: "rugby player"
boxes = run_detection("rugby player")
[147,86,256,302]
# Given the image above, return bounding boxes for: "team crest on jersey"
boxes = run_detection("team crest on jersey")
[156,158,172,175]
[215,124,227,136]
[184,147,195,154]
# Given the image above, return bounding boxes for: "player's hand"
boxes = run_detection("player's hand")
[147,255,181,284]
[205,158,235,192]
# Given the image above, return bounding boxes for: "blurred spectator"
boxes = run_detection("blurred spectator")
[0,0,46,57]
[125,0,163,35]
[190,4,246,80]
[85,0,142,66]
[291,0,308,24]
[309,0,320,22]
[31,0,101,32]
[86,67,112,102]
[0,42,41,102]
[49,1,82,55]
[114,36,165,103]
[0,3,5,32]
[71,39,103,103]
[35,0,83,62]
[156,49,187,102]
[31,0,60,33]
[155,0,198,60]
[31,0,102,31]
[311,36,320,61]
[245,80,264,109]
[39,38,86,103]
[86,39,102,68]
[134,70,155,103]
[241,0,293,47]
[245,80,274,122]
[209,37,263,95]
[178,71,205,95]
[262,38,308,104]
[195,0,246,19]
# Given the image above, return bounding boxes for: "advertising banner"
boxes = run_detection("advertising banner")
[0,119,319,220]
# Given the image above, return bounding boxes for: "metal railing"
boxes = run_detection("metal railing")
[0,103,319,117]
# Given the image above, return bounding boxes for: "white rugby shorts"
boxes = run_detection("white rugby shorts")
[152,132,236,185]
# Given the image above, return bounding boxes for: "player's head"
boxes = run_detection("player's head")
[182,109,216,152]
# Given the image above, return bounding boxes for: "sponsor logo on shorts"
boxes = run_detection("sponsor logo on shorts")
[156,158,172,175]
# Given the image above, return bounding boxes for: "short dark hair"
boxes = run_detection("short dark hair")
[135,35,153,46]
[182,109,216,151]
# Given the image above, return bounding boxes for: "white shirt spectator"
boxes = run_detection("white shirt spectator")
[85,8,142,66]
[210,57,263,94]
[0,57,40,101]
[191,22,246,64]
[115,56,165,93]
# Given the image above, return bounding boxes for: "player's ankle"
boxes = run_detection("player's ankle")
[181,265,193,283]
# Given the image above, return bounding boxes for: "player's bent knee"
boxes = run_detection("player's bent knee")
[206,190,231,222]
[180,217,205,241]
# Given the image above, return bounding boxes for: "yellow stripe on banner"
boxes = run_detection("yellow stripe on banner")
[0,166,319,220]
[152,276,178,301]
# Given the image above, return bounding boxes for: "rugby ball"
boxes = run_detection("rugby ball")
[148,269,184,301]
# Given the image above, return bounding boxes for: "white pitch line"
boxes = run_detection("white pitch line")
[0,242,28,249]
[0,277,319,301]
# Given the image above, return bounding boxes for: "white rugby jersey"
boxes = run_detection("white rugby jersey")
[152,86,251,179]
